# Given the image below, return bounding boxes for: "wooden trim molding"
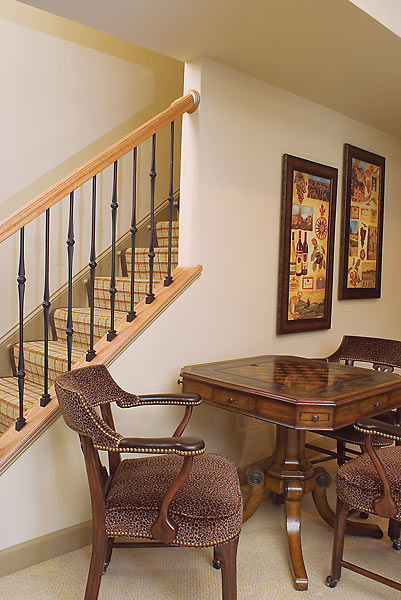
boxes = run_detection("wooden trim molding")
[0,265,202,475]
[0,91,199,244]
[0,520,92,577]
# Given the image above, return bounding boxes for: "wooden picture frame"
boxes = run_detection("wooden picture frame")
[339,144,385,299]
[277,154,338,335]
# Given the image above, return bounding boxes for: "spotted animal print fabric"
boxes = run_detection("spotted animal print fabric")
[337,446,401,518]
[55,365,140,450]
[105,453,243,547]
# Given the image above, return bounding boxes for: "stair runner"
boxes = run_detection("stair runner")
[0,221,179,434]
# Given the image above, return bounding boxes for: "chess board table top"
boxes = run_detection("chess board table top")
[181,355,401,430]
[181,355,400,403]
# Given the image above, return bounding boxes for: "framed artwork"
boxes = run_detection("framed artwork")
[277,154,338,335]
[339,144,385,299]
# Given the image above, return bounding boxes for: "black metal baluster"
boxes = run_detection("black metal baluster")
[107,160,118,341]
[146,134,157,304]
[164,121,174,287]
[40,209,51,406]
[15,227,26,431]
[127,148,137,322]
[86,176,97,360]
[66,191,75,370]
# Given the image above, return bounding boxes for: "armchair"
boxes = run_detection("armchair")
[326,417,401,592]
[55,365,242,600]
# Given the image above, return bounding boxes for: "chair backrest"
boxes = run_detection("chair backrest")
[55,365,126,451]
[327,335,401,372]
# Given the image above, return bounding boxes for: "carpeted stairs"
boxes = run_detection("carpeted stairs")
[0,220,179,434]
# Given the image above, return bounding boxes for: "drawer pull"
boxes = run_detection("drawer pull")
[227,397,234,404]
[312,414,320,422]
[373,401,381,408]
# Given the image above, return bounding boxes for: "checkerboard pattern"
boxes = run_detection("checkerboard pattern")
[3,220,178,432]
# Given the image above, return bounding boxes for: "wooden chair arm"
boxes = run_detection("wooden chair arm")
[116,392,201,409]
[118,435,205,456]
[355,418,401,442]
[152,456,194,543]
[354,419,398,518]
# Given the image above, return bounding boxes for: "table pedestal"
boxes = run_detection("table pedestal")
[243,425,382,591]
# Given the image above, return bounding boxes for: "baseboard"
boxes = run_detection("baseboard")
[0,520,92,577]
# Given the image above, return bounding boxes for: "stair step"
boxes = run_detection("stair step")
[12,341,83,386]
[53,307,125,348]
[93,277,149,312]
[123,247,178,278]
[0,378,43,434]
[156,221,179,248]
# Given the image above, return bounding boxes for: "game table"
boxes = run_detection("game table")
[180,354,401,590]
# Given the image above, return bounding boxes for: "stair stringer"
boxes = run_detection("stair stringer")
[0,265,202,476]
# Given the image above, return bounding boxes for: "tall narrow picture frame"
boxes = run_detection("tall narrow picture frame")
[339,144,385,299]
[277,154,338,335]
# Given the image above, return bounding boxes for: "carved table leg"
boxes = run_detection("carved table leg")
[264,427,314,590]
[285,480,308,591]
[312,467,383,539]
[243,466,265,523]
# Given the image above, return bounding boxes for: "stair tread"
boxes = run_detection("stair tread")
[0,378,43,433]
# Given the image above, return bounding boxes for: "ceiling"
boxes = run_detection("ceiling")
[19,0,401,138]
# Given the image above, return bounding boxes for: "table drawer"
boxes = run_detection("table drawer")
[298,411,332,427]
[212,388,256,413]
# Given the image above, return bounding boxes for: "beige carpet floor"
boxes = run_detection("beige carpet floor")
[0,474,399,599]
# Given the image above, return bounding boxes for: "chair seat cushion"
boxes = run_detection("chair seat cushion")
[105,453,243,547]
[337,446,401,518]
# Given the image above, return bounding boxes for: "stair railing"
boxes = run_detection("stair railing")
[0,91,200,432]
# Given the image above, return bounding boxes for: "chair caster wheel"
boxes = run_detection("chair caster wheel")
[359,512,369,519]
[212,559,221,570]
[102,561,110,575]
[325,575,338,588]
[392,539,401,550]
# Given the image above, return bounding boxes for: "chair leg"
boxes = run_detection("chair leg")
[336,440,346,466]
[85,528,107,600]
[388,519,401,550]
[103,537,114,573]
[326,498,349,587]
[214,538,238,600]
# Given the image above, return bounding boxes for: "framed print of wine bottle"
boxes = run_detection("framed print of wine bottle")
[277,154,338,335]
[339,144,385,299]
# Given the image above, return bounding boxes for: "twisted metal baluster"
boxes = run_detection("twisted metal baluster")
[15,227,26,431]
[66,192,75,370]
[164,121,174,287]
[40,209,51,406]
[146,134,156,304]
[127,147,137,322]
[86,176,97,361]
[107,160,118,341]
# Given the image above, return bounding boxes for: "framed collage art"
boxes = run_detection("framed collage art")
[339,144,385,299]
[277,154,338,335]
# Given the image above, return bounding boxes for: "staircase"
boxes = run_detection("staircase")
[0,221,179,435]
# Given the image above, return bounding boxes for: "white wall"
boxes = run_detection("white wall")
[3,55,401,554]
[0,0,183,341]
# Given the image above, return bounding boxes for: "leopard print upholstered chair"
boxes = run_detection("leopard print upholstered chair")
[55,365,242,600]
[326,418,401,593]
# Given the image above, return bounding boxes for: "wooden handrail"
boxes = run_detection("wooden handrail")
[0,90,200,244]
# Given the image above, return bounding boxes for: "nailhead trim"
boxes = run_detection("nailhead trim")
[354,424,401,443]
[105,530,240,548]
[139,400,202,406]
[338,496,401,521]
[95,443,206,457]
